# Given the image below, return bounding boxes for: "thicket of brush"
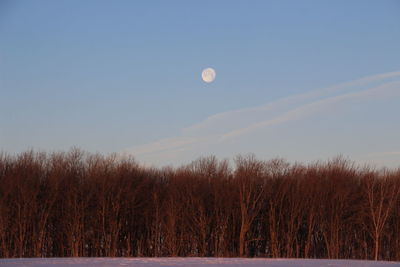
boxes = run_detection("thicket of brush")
[0,149,399,260]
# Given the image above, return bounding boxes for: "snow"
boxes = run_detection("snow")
[0,258,399,267]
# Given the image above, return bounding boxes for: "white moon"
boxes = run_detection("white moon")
[201,68,216,83]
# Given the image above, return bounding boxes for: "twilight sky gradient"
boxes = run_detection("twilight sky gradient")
[1,1,400,167]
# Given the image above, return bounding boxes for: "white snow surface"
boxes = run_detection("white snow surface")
[0,258,399,267]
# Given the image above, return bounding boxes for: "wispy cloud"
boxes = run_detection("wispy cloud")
[366,151,400,158]
[122,136,203,157]
[122,71,400,166]
[183,70,400,136]
[221,81,400,140]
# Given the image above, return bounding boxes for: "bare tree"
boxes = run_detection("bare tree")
[363,170,400,260]
[0,150,400,260]
[234,155,266,257]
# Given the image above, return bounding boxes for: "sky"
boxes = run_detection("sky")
[1,0,400,168]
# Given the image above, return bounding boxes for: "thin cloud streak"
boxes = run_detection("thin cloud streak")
[184,70,400,135]
[122,137,203,157]
[366,151,400,157]
[123,71,400,165]
[221,81,400,140]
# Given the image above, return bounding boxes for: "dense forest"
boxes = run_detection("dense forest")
[0,150,399,260]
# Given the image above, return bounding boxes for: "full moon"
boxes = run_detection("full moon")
[201,68,216,83]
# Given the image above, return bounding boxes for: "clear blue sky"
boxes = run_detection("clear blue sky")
[1,0,400,167]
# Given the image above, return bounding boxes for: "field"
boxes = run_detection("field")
[0,258,399,267]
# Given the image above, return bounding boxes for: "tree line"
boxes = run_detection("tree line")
[0,149,399,260]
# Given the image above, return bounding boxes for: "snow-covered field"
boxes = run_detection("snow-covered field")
[0,258,399,267]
